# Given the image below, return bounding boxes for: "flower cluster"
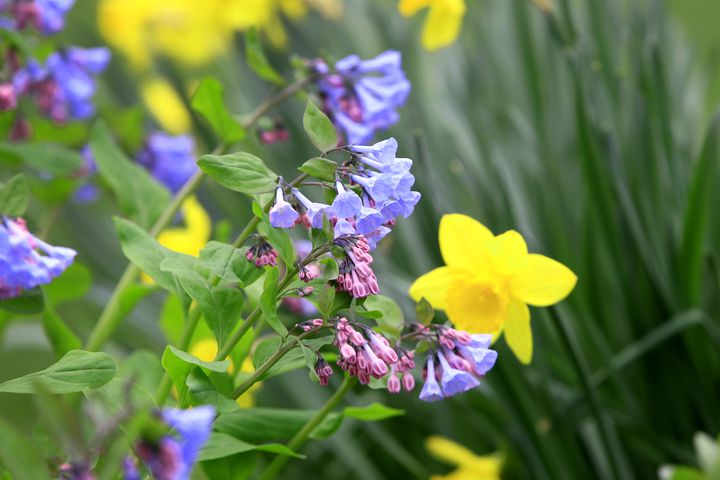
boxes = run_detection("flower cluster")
[12,47,110,123]
[0,0,75,35]
[267,138,420,297]
[124,406,215,480]
[245,236,278,268]
[312,50,411,144]
[415,327,498,402]
[0,216,76,299]
[136,132,198,194]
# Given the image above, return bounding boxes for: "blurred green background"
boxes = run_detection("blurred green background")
[3,0,720,478]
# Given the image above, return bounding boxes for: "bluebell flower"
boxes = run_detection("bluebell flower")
[36,0,74,34]
[13,47,110,122]
[137,133,197,194]
[365,226,391,250]
[331,180,362,218]
[134,406,215,480]
[456,334,498,376]
[419,355,444,402]
[269,186,299,228]
[355,205,385,235]
[72,145,99,203]
[436,351,480,397]
[350,174,395,202]
[0,217,76,299]
[1,0,74,34]
[333,218,356,238]
[292,188,329,228]
[315,51,410,144]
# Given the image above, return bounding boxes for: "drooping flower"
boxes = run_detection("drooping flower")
[314,51,410,144]
[331,180,362,218]
[425,436,502,480]
[134,406,215,480]
[0,217,76,299]
[419,355,444,402]
[398,0,467,51]
[409,214,577,364]
[269,186,299,228]
[1,0,75,34]
[13,47,110,122]
[136,132,197,194]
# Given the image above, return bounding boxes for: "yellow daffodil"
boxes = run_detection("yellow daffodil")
[426,436,502,480]
[398,0,467,51]
[189,338,261,408]
[140,78,191,135]
[141,195,210,284]
[409,214,577,364]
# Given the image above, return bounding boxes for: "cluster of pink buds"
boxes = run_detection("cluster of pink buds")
[334,235,379,298]
[314,356,333,385]
[259,124,290,144]
[387,348,416,394]
[245,237,278,267]
[298,263,320,282]
[334,317,399,385]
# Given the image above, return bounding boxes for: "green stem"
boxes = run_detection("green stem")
[260,377,356,480]
[85,77,312,352]
[549,308,621,480]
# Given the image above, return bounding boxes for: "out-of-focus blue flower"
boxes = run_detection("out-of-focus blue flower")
[134,406,215,480]
[137,132,197,194]
[0,0,74,34]
[13,47,110,122]
[0,217,76,299]
[72,145,99,203]
[269,186,299,228]
[315,51,410,144]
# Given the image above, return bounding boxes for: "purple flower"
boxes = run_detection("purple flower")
[72,145,99,203]
[333,218,356,238]
[331,180,362,218]
[13,47,110,122]
[350,174,395,202]
[137,133,197,194]
[269,186,299,228]
[419,356,444,402]
[0,217,76,299]
[436,351,480,396]
[292,188,328,228]
[355,206,385,235]
[315,51,410,144]
[365,226,391,250]
[2,0,75,34]
[456,334,498,376]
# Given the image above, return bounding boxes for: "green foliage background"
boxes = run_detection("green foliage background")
[2,0,720,478]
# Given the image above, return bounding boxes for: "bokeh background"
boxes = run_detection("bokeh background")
[3,0,720,478]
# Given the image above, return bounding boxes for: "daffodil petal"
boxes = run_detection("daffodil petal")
[511,254,577,306]
[488,230,528,275]
[421,0,466,50]
[398,0,432,16]
[504,301,532,364]
[409,266,466,309]
[140,78,191,135]
[439,214,494,269]
[425,436,483,467]
[446,281,507,332]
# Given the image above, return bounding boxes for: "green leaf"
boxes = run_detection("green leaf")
[0,417,51,478]
[0,173,29,216]
[161,345,230,398]
[298,157,338,182]
[362,295,404,340]
[202,452,257,480]
[253,201,295,266]
[161,258,244,345]
[415,297,435,325]
[0,142,83,175]
[42,309,81,357]
[214,408,342,443]
[342,403,405,421]
[0,287,44,314]
[260,267,287,335]
[185,368,238,413]
[90,121,170,228]
[303,100,338,152]
[198,152,277,195]
[251,336,333,380]
[43,263,92,307]
[200,432,302,462]
[244,29,284,86]
[680,111,720,306]
[191,77,246,143]
[0,350,116,394]
[200,241,264,287]
[315,283,336,319]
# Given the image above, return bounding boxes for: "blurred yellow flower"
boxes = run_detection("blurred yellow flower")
[409,214,577,364]
[190,338,261,408]
[426,436,502,480]
[140,78,191,135]
[398,0,467,51]
[98,0,343,68]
